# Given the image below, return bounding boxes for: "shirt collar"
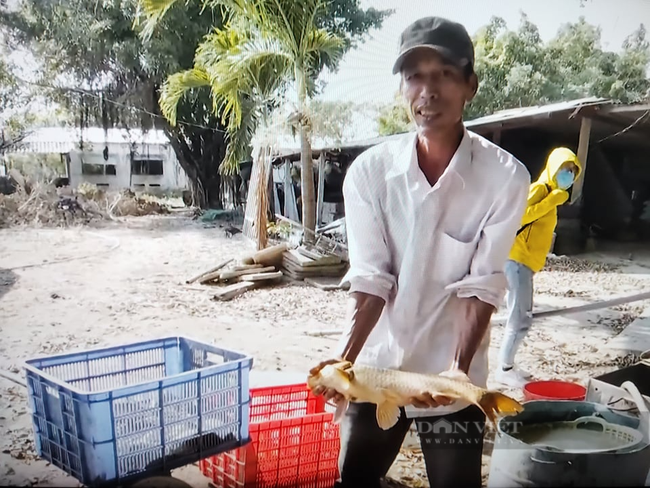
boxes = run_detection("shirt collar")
[391,129,472,189]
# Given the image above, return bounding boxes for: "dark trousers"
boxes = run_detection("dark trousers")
[334,402,485,488]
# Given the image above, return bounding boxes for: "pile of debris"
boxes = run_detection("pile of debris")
[280,245,348,282]
[188,242,350,301]
[0,182,108,227]
[0,175,171,227]
[187,243,289,301]
[544,254,621,273]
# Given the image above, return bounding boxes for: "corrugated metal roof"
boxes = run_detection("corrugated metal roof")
[2,126,170,154]
[270,97,614,160]
[464,96,610,128]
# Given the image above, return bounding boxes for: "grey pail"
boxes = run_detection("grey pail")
[487,400,650,487]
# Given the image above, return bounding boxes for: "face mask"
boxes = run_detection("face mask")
[556,169,575,190]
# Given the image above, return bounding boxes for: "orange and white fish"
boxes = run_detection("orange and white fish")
[307,361,524,430]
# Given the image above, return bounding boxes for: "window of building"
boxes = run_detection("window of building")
[131,159,163,176]
[82,163,116,176]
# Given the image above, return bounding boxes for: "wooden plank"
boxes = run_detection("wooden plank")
[285,248,342,268]
[219,266,276,280]
[281,257,347,272]
[304,276,350,291]
[212,281,257,301]
[492,128,502,145]
[571,116,592,203]
[296,246,324,260]
[187,258,233,284]
[316,153,325,228]
[280,264,348,278]
[243,271,284,282]
[232,264,265,272]
[284,249,316,267]
[296,247,342,266]
[252,243,290,266]
[243,147,273,243]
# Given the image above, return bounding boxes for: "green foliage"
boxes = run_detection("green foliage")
[0,0,221,131]
[376,92,413,136]
[377,15,650,135]
[2,0,386,207]
[0,57,35,151]
[141,0,390,176]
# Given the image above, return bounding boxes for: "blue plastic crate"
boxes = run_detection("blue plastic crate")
[23,336,253,487]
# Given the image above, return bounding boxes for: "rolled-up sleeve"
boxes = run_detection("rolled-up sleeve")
[446,167,530,308]
[340,162,396,303]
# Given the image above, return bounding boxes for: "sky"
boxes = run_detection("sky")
[317,0,650,107]
[309,0,650,139]
[4,0,649,143]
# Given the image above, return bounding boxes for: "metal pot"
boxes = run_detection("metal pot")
[487,400,650,487]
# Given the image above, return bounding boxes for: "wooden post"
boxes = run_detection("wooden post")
[493,128,502,146]
[316,153,325,228]
[571,116,592,203]
[283,158,292,218]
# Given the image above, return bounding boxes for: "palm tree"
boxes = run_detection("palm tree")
[137,0,345,236]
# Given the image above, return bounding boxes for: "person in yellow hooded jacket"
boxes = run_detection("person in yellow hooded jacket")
[495,147,582,388]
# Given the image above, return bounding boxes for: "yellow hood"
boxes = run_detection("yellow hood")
[509,147,582,273]
[536,147,582,190]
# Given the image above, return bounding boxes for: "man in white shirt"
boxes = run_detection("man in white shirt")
[309,16,530,488]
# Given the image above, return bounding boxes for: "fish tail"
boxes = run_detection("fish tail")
[477,391,524,426]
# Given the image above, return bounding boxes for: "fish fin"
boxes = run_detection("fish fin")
[337,360,354,371]
[376,401,401,430]
[334,362,355,382]
[478,391,524,427]
[380,388,402,403]
[333,399,349,425]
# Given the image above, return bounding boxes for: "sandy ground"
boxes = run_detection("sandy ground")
[1,213,649,487]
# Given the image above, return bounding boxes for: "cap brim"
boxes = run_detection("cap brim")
[392,45,468,75]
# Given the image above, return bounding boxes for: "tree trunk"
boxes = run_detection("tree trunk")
[163,125,226,209]
[299,122,316,241]
[150,83,227,210]
[296,65,316,242]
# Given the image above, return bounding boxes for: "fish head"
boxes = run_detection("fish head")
[307,362,354,394]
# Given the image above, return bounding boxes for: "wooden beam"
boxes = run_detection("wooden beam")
[604,103,650,114]
[316,153,325,227]
[571,116,592,204]
[283,158,290,218]
[492,128,502,145]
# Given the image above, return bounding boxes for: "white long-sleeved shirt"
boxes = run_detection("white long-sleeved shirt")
[337,129,530,418]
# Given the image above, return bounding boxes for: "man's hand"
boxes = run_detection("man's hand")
[309,359,346,404]
[407,369,470,409]
[409,393,455,409]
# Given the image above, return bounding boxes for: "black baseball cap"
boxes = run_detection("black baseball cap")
[392,17,475,75]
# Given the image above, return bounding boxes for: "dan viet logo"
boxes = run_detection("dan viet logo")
[415,419,524,447]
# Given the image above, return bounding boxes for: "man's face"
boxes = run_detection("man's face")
[400,48,478,136]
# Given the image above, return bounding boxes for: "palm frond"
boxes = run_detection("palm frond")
[135,0,182,40]
[207,35,293,129]
[220,97,265,175]
[195,26,246,68]
[159,68,211,125]
[304,28,345,70]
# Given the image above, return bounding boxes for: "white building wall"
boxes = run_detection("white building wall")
[69,141,188,192]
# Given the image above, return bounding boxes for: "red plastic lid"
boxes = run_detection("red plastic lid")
[524,380,586,400]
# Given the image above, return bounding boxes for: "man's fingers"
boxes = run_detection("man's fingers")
[309,361,328,375]
[433,395,455,406]
[323,388,341,402]
[309,358,342,375]
[409,396,431,408]
[409,393,455,408]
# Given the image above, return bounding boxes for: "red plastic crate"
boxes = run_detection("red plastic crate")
[199,383,341,488]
